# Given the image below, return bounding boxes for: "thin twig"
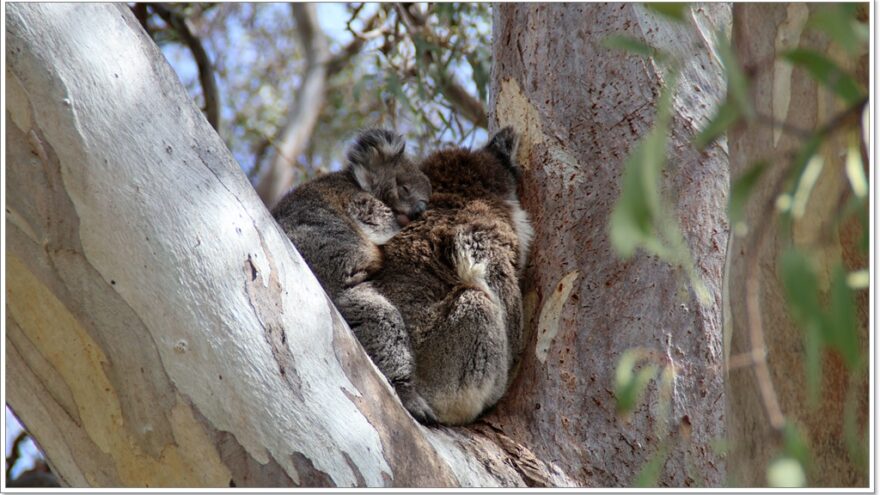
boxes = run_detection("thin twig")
[130,4,152,36]
[753,112,813,140]
[392,3,488,128]
[327,9,385,75]
[150,4,221,132]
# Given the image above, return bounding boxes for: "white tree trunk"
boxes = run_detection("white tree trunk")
[490,4,730,487]
[5,3,572,487]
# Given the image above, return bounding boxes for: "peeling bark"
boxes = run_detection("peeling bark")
[5,3,572,488]
[489,4,730,487]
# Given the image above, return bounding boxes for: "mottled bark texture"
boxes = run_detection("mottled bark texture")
[5,3,572,488]
[725,4,869,487]
[489,4,730,487]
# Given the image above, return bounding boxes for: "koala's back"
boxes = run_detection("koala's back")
[373,195,523,425]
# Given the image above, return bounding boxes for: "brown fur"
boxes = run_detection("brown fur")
[363,128,534,425]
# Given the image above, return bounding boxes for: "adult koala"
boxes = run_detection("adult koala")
[340,128,533,425]
[272,129,438,423]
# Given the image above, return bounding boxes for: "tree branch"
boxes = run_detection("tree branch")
[149,3,221,132]
[393,3,488,129]
[6,4,577,486]
[327,9,385,76]
[254,3,330,207]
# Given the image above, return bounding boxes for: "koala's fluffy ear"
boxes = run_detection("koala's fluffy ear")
[483,127,520,178]
[348,129,406,193]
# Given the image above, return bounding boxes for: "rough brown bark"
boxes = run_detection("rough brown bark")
[489,4,730,487]
[725,4,869,487]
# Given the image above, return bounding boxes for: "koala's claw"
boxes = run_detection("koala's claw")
[395,381,438,425]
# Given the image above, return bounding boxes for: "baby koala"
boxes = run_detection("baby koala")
[272,129,437,422]
[272,129,431,298]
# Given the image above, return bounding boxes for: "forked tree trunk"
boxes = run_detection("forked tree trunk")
[490,3,730,487]
[725,4,869,487]
[5,3,572,487]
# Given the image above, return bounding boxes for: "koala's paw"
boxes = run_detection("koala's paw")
[343,270,371,288]
[395,381,438,425]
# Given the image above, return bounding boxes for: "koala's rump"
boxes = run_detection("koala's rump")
[374,207,515,424]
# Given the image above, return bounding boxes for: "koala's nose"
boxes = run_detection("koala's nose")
[413,200,428,217]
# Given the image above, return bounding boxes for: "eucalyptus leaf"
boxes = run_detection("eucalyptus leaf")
[644,3,689,22]
[808,4,868,56]
[634,444,670,487]
[603,35,669,63]
[610,138,660,257]
[695,98,741,149]
[466,52,489,103]
[780,248,823,403]
[782,421,812,470]
[826,265,859,369]
[614,350,657,415]
[783,49,865,105]
[729,161,767,225]
[715,30,753,120]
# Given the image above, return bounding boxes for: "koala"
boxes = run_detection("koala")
[347,127,534,425]
[271,129,437,422]
[272,129,431,297]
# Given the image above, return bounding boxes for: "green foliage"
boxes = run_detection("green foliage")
[609,2,868,487]
[644,3,689,22]
[602,35,669,63]
[807,4,869,56]
[608,67,677,254]
[634,443,670,487]
[715,30,754,121]
[826,265,859,369]
[782,421,812,470]
[780,249,823,405]
[149,3,491,178]
[694,99,739,150]
[780,249,863,405]
[608,124,667,259]
[728,161,767,228]
[614,350,659,416]
[693,30,753,150]
[782,49,865,105]
[767,422,812,487]
[613,348,679,487]
[609,69,711,305]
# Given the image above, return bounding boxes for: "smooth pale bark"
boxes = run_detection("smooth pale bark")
[725,4,869,487]
[5,3,573,488]
[490,4,730,487]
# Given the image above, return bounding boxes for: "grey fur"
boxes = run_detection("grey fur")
[271,128,436,423]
